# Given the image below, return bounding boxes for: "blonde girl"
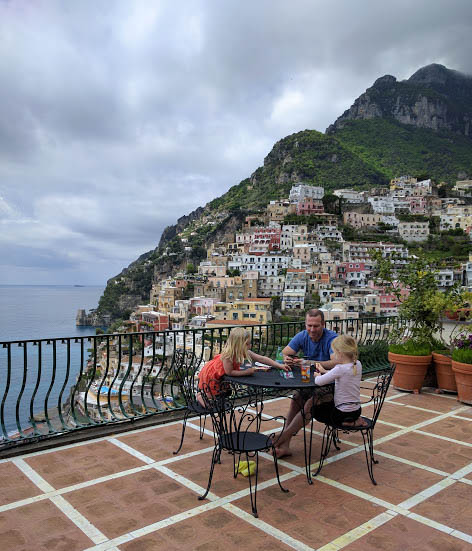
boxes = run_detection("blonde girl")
[313,334,365,426]
[197,327,288,406]
[275,335,364,458]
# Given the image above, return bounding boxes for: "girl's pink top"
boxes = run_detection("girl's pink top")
[314,361,362,412]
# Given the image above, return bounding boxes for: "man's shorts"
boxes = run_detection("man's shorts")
[297,383,334,404]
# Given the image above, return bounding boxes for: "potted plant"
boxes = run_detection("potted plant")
[431,337,455,393]
[430,290,472,392]
[451,334,472,405]
[373,252,447,393]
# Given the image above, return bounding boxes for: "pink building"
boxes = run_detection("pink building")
[296,198,324,215]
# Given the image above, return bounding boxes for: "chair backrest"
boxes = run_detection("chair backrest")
[172,350,203,406]
[199,381,275,452]
[369,363,395,427]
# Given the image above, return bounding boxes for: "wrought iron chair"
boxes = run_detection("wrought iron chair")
[314,364,395,485]
[171,350,210,455]
[198,380,288,518]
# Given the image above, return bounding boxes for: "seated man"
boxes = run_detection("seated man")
[276,309,337,457]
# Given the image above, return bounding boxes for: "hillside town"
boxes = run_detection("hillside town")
[128,177,472,331]
[74,177,472,420]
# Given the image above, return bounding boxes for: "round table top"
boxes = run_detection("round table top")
[225,366,318,390]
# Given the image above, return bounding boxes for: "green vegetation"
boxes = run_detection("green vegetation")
[333,119,472,184]
[452,347,472,364]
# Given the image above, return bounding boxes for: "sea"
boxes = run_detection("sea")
[0,285,105,435]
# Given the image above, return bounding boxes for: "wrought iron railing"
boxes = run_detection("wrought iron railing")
[0,317,404,450]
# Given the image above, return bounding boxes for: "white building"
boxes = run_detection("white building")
[289,183,324,202]
[227,254,291,276]
[398,221,429,242]
[452,180,472,197]
[368,196,395,214]
[258,275,285,297]
[435,270,454,289]
[333,189,365,204]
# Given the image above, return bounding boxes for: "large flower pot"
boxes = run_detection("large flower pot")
[432,352,457,393]
[451,360,472,405]
[388,352,431,393]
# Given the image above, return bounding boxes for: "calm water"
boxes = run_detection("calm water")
[0,285,104,434]
[0,285,104,342]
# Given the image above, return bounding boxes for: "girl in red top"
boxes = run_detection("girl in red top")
[197,327,287,405]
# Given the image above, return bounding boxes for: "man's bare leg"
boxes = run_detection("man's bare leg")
[285,392,304,426]
[276,397,314,458]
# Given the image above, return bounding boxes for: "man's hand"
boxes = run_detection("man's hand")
[284,355,301,368]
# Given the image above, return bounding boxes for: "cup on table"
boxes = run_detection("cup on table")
[301,359,312,383]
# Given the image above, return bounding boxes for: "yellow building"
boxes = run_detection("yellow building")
[213,298,272,324]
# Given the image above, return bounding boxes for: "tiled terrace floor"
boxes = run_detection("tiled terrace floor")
[1,381,471,551]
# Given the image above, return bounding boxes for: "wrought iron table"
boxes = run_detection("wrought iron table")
[226,366,328,483]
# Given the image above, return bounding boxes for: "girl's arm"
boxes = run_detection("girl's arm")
[223,356,255,376]
[314,365,340,386]
[248,350,289,371]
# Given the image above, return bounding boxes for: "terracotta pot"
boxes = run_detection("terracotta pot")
[388,352,431,393]
[432,352,457,393]
[451,360,472,405]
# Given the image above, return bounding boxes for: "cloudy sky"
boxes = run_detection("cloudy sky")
[1,0,471,285]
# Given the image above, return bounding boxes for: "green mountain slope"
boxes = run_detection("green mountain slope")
[333,119,472,183]
[209,129,388,212]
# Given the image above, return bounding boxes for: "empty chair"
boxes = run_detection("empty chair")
[198,380,288,517]
[171,351,209,455]
[314,364,395,485]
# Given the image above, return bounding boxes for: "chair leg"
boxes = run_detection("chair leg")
[173,410,189,455]
[199,414,206,439]
[272,447,289,494]
[304,415,315,484]
[198,446,220,501]
[314,424,334,476]
[332,429,341,450]
[361,428,377,485]
[246,452,259,518]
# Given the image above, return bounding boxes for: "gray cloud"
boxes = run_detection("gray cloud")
[1,0,472,284]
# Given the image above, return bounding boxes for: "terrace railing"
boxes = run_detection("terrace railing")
[0,317,404,451]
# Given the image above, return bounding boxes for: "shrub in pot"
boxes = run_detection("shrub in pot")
[451,338,472,405]
[388,340,432,393]
[430,338,455,393]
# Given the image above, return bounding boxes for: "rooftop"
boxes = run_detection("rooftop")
[1,382,471,550]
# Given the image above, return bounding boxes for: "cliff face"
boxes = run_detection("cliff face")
[327,64,472,136]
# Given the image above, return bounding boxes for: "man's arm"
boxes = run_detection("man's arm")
[317,358,337,370]
[282,345,301,367]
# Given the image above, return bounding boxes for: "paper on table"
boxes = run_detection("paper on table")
[254,362,271,371]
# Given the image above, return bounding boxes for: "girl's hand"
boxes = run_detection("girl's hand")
[316,363,327,374]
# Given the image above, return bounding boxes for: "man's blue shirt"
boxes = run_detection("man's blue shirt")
[287,328,338,361]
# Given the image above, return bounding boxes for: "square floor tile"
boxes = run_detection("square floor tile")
[343,513,470,550]
[411,480,472,535]
[419,417,472,444]
[25,440,146,489]
[361,402,439,427]
[318,452,444,505]
[0,462,42,506]
[232,473,385,547]
[376,432,472,474]
[0,500,93,551]
[117,422,214,461]
[388,392,464,414]
[120,508,293,551]
[65,468,198,539]
[170,449,291,499]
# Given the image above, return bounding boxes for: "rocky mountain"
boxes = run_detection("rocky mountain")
[93,63,472,323]
[327,64,472,136]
